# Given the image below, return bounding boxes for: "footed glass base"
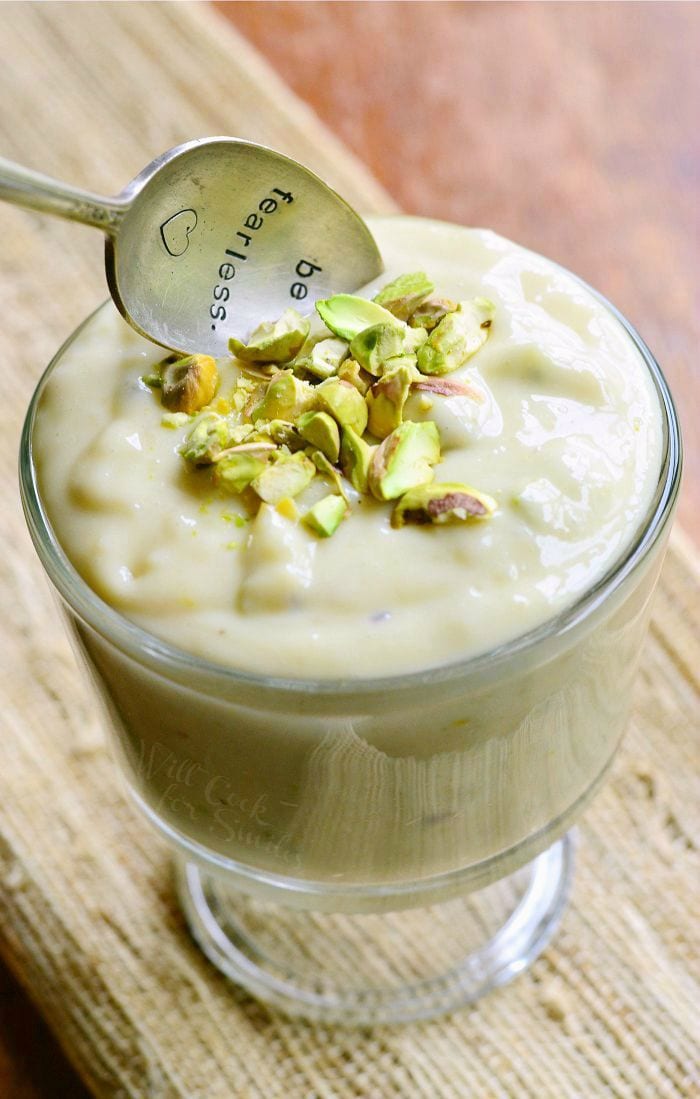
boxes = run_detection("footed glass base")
[175,833,574,1025]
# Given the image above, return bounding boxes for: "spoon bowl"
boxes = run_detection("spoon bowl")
[109,138,384,356]
[0,138,384,356]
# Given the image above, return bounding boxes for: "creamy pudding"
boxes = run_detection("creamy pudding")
[34,218,662,679]
[27,217,671,896]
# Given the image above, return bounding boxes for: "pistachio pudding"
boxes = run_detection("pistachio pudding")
[25,216,676,901]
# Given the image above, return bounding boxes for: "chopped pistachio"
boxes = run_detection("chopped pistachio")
[349,323,426,377]
[381,353,418,375]
[251,451,316,505]
[229,308,310,364]
[308,448,349,502]
[214,451,269,494]
[373,272,435,321]
[409,295,458,331]
[296,411,341,463]
[392,482,497,527]
[303,495,347,538]
[315,377,368,435]
[260,419,306,451]
[161,354,219,413]
[417,298,495,376]
[294,337,349,380]
[368,421,441,501]
[366,363,414,439]
[339,426,375,494]
[250,371,315,423]
[180,412,254,465]
[229,375,260,414]
[411,376,481,399]
[349,323,408,376]
[141,372,163,388]
[161,412,191,429]
[316,294,401,341]
[337,358,371,395]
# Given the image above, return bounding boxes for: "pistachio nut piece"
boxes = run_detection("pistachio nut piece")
[373,272,435,321]
[366,363,414,439]
[161,354,219,414]
[303,494,347,538]
[229,308,310,364]
[392,482,497,527]
[337,358,371,395]
[348,324,405,376]
[295,337,349,381]
[315,377,369,435]
[349,323,427,377]
[339,426,375,494]
[308,448,349,502]
[161,412,191,429]
[296,411,341,463]
[251,451,316,505]
[214,451,270,494]
[250,371,315,423]
[417,298,496,376]
[316,294,401,341]
[409,295,458,332]
[180,412,254,465]
[368,420,441,501]
[261,419,306,451]
[141,371,163,389]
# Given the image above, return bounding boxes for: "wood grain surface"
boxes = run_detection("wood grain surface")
[221,0,699,543]
[1,2,697,1095]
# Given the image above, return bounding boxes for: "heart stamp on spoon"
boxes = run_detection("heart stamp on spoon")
[160,208,198,257]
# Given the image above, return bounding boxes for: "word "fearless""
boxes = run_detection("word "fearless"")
[209,186,294,328]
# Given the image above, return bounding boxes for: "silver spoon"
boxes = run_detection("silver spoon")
[0,137,383,357]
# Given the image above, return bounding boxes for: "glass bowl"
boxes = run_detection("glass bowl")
[19,237,681,1025]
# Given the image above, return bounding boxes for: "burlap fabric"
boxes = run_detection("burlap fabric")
[1,4,698,1096]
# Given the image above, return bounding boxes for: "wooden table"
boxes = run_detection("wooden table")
[2,2,697,1094]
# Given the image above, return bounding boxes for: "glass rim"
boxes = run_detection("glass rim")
[19,261,682,698]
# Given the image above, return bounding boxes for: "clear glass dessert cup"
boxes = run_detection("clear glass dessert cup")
[19,288,681,1026]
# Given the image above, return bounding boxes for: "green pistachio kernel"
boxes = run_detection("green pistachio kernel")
[214,451,270,494]
[251,451,316,505]
[316,294,401,341]
[161,354,219,413]
[409,295,458,331]
[161,412,192,430]
[308,448,349,502]
[349,323,408,376]
[303,494,347,538]
[392,482,497,528]
[180,412,254,464]
[417,297,496,376]
[295,337,349,380]
[366,363,414,439]
[230,375,260,414]
[229,308,310,364]
[315,377,369,435]
[250,371,315,423]
[349,322,427,377]
[261,419,306,451]
[373,272,435,321]
[339,426,375,494]
[337,358,371,394]
[141,372,163,389]
[296,411,341,463]
[368,420,441,501]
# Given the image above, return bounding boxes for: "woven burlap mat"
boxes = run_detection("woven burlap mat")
[1,4,698,1096]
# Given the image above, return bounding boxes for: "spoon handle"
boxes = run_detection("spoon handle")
[0,156,126,231]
